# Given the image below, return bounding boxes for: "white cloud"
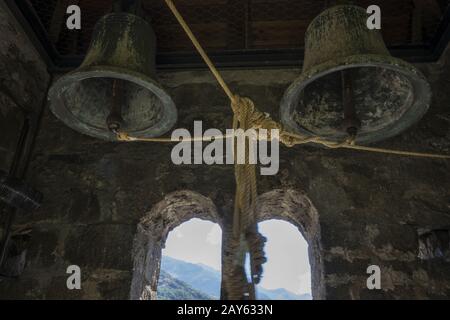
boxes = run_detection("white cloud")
[173,228,184,239]
[297,272,312,295]
[162,219,222,271]
[257,219,312,295]
[206,224,222,246]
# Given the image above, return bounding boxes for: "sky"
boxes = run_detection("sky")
[161,218,312,296]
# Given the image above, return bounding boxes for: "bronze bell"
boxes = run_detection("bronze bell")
[47,12,177,141]
[280,5,432,144]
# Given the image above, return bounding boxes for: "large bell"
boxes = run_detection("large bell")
[280,5,431,144]
[48,12,177,141]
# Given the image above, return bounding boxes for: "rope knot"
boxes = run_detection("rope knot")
[116,132,136,142]
[280,133,297,147]
[231,96,283,141]
[231,95,255,121]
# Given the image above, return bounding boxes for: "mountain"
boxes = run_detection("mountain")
[157,270,213,300]
[161,256,221,298]
[258,287,312,300]
[160,256,312,300]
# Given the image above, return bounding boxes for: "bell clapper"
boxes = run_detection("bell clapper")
[341,70,361,140]
[107,79,125,134]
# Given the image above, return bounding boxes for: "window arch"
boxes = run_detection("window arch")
[130,190,220,300]
[254,189,325,299]
[256,219,312,299]
[158,218,222,300]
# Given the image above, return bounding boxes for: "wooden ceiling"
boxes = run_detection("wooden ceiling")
[28,0,448,56]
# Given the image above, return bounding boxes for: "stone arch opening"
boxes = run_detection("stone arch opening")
[255,189,325,299]
[256,219,312,299]
[158,218,223,300]
[130,190,221,300]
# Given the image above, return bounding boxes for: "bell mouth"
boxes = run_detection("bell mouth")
[280,54,432,145]
[48,66,177,141]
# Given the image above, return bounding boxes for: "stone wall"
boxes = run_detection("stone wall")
[0,2,50,283]
[0,5,450,299]
[0,2,50,172]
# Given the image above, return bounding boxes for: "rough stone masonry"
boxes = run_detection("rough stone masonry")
[0,3,450,299]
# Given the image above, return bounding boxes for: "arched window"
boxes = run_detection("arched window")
[256,219,312,300]
[130,191,221,300]
[254,189,325,299]
[157,218,222,300]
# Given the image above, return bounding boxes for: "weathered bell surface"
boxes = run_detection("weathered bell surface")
[280,5,431,144]
[47,13,177,141]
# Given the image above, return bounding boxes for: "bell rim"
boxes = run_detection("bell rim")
[48,65,177,142]
[280,54,432,145]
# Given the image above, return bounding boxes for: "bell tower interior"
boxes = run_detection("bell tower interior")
[0,0,450,302]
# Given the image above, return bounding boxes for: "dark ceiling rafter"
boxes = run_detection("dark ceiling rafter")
[4,0,450,71]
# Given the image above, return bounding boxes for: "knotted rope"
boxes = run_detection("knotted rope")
[225,96,267,299]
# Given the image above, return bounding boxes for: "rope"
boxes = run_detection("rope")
[163,0,236,103]
[117,132,235,143]
[226,107,266,300]
[117,110,450,160]
[282,131,450,159]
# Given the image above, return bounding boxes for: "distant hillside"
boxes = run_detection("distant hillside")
[157,270,213,300]
[257,287,312,300]
[160,256,312,300]
[161,256,221,298]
